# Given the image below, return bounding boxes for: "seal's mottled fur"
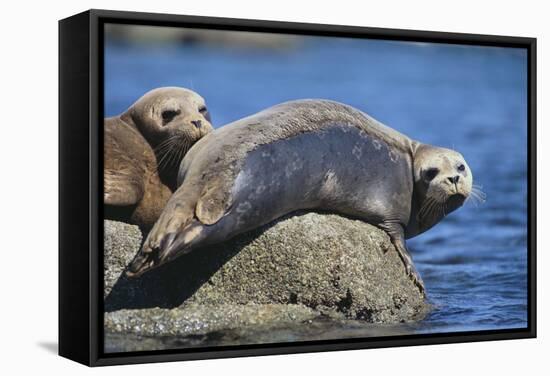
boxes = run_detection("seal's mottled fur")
[128,100,473,294]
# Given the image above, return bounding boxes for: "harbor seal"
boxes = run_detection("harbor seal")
[127,99,473,293]
[104,87,213,230]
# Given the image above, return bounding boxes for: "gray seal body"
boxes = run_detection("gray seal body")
[128,100,474,294]
[194,123,413,244]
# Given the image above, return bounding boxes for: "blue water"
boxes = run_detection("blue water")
[105,32,528,336]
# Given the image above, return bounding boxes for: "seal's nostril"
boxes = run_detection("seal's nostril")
[191,120,202,129]
[448,176,459,184]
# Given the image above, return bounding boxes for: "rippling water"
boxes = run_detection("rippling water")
[105,31,528,343]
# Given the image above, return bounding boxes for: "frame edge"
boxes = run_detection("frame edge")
[71,8,537,366]
[59,10,93,366]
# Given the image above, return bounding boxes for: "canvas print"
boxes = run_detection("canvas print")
[102,23,528,353]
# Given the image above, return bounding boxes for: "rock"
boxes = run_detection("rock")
[105,212,429,323]
[104,220,142,298]
[104,303,320,338]
[103,303,414,352]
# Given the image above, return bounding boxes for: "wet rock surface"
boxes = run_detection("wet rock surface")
[105,303,320,337]
[103,212,429,351]
[104,306,416,352]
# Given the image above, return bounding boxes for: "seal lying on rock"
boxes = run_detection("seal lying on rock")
[127,99,474,293]
[104,87,213,230]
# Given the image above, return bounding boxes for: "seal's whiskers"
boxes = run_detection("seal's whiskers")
[158,135,194,174]
[467,184,487,206]
[156,138,179,172]
[418,197,442,224]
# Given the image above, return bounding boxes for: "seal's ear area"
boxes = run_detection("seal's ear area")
[195,185,232,225]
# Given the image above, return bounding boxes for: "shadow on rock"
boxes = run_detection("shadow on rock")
[104,228,260,311]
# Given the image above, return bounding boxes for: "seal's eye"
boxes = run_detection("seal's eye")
[458,164,465,172]
[424,168,439,181]
[199,106,211,123]
[161,109,180,124]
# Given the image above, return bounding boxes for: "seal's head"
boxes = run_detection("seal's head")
[122,86,213,167]
[412,144,473,230]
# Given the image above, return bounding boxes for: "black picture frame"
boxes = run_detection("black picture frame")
[59,9,537,367]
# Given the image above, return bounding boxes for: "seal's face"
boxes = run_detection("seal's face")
[124,87,214,165]
[413,145,472,227]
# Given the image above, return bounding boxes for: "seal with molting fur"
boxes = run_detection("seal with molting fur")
[127,99,479,294]
[104,87,213,231]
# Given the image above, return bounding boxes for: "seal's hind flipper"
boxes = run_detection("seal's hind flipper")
[127,220,207,277]
[195,183,232,225]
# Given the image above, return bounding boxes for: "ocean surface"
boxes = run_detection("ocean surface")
[104,32,528,347]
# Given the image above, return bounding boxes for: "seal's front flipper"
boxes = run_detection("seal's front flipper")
[196,178,233,225]
[395,241,425,297]
[104,167,144,206]
[379,222,426,297]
